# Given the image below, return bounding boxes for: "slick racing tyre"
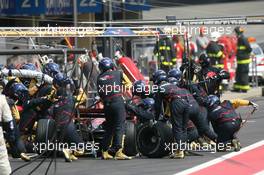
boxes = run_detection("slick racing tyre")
[124,121,138,156]
[36,119,56,153]
[137,121,173,158]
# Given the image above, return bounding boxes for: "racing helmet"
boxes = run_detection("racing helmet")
[98,57,114,73]
[20,63,37,71]
[168,77,179,85]
[142,97,155,109]
[152,70,166,83]
[43,62,60,77]
[207,95,220,107]
[53,72,71,87]
[20,63,38,88]
[168,68,182,81]
[155,74,168,85]
[10,82,29,101]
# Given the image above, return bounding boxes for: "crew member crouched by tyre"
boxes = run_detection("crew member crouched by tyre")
[166,70,199,145]
[97,57,131,160]
[206,95,258,151]
[52,73,85,162]
[9,82,51,136]
[9,82,55,155]
[158,77,190,159]
[189,83,217,146]
[168,69,217,145]
[20,63,57,128]
[126,80,155,123]
[2,82,31,161]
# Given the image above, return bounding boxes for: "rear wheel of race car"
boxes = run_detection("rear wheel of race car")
[35,119,56,154]
[137,121,173,158]
[123,121,138,156]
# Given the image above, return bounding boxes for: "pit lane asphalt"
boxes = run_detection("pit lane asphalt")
[10,96,264,175]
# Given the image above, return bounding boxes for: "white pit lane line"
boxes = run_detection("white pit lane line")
[174,140,264,175]
[254,170,264,175]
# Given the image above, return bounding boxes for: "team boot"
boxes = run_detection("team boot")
[232,139,241,152]
[171,150,185,159]
[62,149,73,162]
[114,149,132,160]
[70,154,78,161]
[190,141,200,150]
[198,137,211,148]
[102,151,114,160]
[20,153,31,162]
[74,149,85,157]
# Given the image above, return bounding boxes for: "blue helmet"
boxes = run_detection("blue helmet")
[152,70,166,83]
[142,98,155,109]
[20,63,37,71]
[98,57,114,73]
[207,95,220,107]
[53,73,71,87]
[10,83,29,101]
[168,77,179,85]
[132,80,146,97]
[20,63,38,88]
[154,74,167,85]
[168,68,182,81]
[43,63,60,77]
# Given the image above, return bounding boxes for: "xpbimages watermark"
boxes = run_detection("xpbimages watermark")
[165,141,232,153]
[98,82,165,96]
[161,25,233,36]
[33,141,100,154]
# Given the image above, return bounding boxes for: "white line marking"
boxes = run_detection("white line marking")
[245,120,256,123]
[254,170,264,175]
[242,120,256,123]
[174,140,264,175]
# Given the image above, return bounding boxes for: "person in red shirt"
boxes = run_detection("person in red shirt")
[173,35,184,68]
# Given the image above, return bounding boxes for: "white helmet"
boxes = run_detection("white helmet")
[210,31,221,42]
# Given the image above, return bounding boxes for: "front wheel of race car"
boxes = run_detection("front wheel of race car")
[123,120,138,156]
[137,121,173,158]
[35,119,56,154]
